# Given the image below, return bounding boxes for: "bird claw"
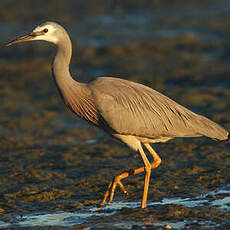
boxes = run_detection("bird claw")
[100,177,128,206]
[124,190,129,196]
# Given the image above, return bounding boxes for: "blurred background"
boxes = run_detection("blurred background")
[1,0,230,229]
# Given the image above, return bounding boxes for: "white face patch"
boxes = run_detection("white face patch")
[33,24,55,33]
[32,24,59,44]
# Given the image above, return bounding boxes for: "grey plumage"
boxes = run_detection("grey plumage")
[89,77,228,141]
[4,21,229,208]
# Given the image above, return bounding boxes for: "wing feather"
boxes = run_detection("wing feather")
[89,77,228,140]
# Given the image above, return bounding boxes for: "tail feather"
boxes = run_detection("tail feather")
[196,115,229,140]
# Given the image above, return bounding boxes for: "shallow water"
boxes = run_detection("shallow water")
[1,187,230,229]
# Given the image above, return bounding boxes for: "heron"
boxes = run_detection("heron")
[4,21,229,209]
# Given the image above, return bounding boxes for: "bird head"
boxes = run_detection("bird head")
[4,22,63,47]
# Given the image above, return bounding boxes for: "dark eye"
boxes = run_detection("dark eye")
[43,28,48,33]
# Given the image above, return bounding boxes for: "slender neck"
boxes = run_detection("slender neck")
[50,29,98,125]
[52,34,74,90]
[57,36,72,66]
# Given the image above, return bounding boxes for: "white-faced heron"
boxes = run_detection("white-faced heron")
[4,21,229,208]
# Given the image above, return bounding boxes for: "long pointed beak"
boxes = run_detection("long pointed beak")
[3,32,38,47]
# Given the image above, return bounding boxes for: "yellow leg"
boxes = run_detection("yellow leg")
[138,144,151,208]
[100,143,162,208]
[144,143,162,169]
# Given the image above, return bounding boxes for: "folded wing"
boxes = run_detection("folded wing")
[89,77,228,141]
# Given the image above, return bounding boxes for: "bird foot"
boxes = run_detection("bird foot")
[100,177,128,206]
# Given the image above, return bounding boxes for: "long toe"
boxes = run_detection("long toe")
[100,182,112,206]
[101,177,128,205]
[118,181,128,195]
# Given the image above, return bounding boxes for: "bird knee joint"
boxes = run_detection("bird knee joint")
[156,157,162,167]
[145,163,151,172]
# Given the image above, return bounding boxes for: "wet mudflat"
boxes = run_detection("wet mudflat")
[0,0,230,229]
